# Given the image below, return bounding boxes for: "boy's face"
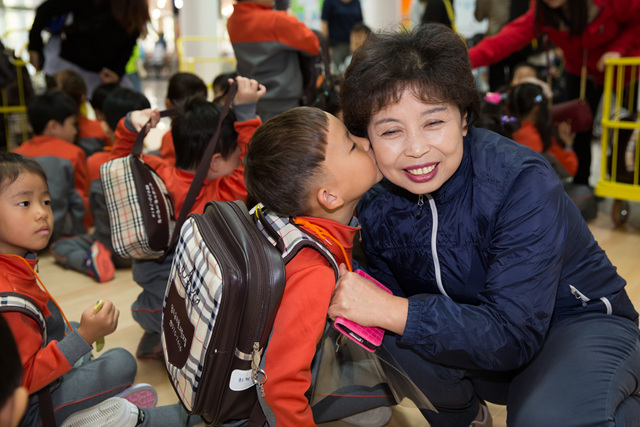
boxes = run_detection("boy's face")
[0,172,53,257]
[322,113,382,205]
[51,115,78,143]
[350,31,368,54]
[511,66,537,86]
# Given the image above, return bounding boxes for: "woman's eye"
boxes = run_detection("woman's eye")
[381,129,399,136]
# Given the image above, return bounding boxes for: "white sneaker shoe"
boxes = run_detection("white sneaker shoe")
[115,383,157,408]
[61,397,141,427]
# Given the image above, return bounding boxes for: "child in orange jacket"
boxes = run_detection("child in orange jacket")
[13,90,89,242]
[508,81,579,177]
[159,72,209,164]
[244,107,391,426]
[109,76,265,359]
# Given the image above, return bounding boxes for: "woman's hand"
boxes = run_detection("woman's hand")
[29,51,41,71]
[328,264,408,335]
[130,108,161,132]
[597,52,621,72]
[77,300,119,345]
[232,76,267,105]
[99,67,120,84]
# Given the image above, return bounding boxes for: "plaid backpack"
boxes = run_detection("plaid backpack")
[160,200,339,425]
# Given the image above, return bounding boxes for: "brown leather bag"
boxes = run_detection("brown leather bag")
[549,49,593,134]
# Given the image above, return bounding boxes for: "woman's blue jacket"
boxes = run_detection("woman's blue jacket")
[357,127,638,371]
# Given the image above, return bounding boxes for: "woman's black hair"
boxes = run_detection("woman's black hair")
[340,23,480,138]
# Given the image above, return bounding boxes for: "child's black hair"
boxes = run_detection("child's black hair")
[0,153,48,195]
[26,90,77,135]
[245,106,328,217]
[171,97,238,171]
[166,72,208,109]
[508,82,554,150]
[475,91,519,139]
[0,315,23,408]
[212,72,238,103]
[90,83,120,116]
[102,87,151,132]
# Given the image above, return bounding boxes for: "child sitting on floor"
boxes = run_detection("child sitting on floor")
[49,88,152,283]
[13,90,89,242]
[244,106,393,427]
[108,76,265,360]
[158,72,209,163]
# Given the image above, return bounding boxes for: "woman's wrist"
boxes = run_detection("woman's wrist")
[379,295,408,335]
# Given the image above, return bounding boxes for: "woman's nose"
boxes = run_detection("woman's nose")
[405,132,430,157]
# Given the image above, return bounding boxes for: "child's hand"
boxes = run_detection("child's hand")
[232,76,267,105]
[130,108,161,133]
[77,300,119,345]
[557,121,575,148]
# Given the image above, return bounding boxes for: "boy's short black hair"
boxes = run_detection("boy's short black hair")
[27,90,77,135]
[0,152,48,195]
[90,83,120,115]
[0,315,22,408]
[102,87,151,132]
[245,107,328,217]
[166,72,208,109]
[171,97,238,171]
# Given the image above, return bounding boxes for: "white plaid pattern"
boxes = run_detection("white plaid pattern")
[100,156,175,259]
[0,293,47,344]
[162,218,223,411]
[162,204,340,414]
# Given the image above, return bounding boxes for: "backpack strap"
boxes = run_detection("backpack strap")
[0,292,47,344]
[249,206,341,426]
[0,292,56,427]
[253,206,340,280]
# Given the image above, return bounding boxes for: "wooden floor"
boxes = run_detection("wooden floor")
[40,200,640,427]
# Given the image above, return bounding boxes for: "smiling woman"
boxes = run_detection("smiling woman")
[329,23,640,427]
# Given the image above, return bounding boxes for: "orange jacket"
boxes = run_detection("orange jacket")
[512,121,578,176]
[0,253,91,393]
[109,115,261,216]
[263,216,359,427]
[159,130,175,164]
[13,135,90,215]
[77,113,110,147]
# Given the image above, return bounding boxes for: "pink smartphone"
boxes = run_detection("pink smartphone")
[332,269,391,352]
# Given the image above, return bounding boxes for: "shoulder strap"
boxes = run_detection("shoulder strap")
[252,206,340,280]
[0,292,47,345]
[162,82,239,261]
[0,292,56,427]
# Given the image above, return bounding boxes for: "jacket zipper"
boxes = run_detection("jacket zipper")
[569,285,612,314]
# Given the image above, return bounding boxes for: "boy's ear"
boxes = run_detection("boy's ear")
[43,119,59,135]
[206,153,224,179]
[316,187,344,212]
